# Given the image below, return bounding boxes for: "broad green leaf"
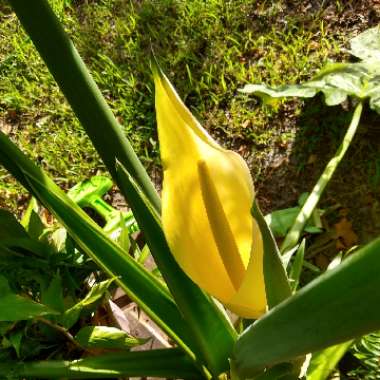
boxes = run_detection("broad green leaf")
[0,209,29,241]
[0,348,202,379]
[0,130,196,361]
[75,326,146,350]
[234,236,380,377]
[241,27,380,114]
[9,0,160,212]
[41,273,64,313]
[252,363,296,380]
[116,161,236,375]
[265,207,300,237]
[241,62,380,111]
[306,340,353,380]
[0,209,47,257]
[251,202,291,309]
[350,25,380,61]
[61,279,113,329]
[265,208,322,238]
[265,193,322,238]
[0,276,54,321]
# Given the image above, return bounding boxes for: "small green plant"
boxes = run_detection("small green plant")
[241,25,380,254]
[1,1,380,379]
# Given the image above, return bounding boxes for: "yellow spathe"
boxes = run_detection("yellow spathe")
[154,69,267,318]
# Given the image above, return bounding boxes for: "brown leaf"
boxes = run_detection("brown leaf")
[334,217,358,249]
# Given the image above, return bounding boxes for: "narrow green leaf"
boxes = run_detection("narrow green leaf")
[281,101,363,254]
[9,0,160,212]
[8,329,23,358]
[306,341,353,380]
[234,236,380,377]
[75,326,146,350]
[288,239,305,292]
[20,197,38,228]
[0,130,196,362]
[251,202,291,309]
[116,161,236,376]
[61,279,113,329]
[0,348,202,379]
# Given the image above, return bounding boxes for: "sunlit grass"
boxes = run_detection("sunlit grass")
[0,0,354,211]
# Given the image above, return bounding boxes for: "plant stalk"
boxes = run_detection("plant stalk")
[281,101,363,254]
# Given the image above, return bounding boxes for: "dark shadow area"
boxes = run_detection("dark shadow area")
[257,94,380,276]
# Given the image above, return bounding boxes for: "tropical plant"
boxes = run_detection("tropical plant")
[0,1,380,379]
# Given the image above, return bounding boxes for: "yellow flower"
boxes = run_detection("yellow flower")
[154,69,267,318]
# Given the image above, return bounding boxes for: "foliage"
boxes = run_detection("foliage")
[349,331,380,380]
[0,1,380,380]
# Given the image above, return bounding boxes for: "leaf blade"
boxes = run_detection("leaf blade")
[234,236,380,377]
[116,161,237,375]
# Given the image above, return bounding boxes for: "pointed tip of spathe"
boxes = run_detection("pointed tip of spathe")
[149,47,165,82]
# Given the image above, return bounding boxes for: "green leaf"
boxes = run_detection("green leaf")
[116,161,236,375]
[41,273,64,313]
[265,207,300,238]
[75,326,146,350]
[281,102,363,253]
[8,329,23,358]
[49,227,67,252]
[0,130,196,362]
[9,0,160,212]
[0,348,202,379]
[349,25,380,61]
[20,197,38,228]
[234,236,380,377]
[241,27,380,114]
[241,62,379,109]
[306,341,353,380]
[251,202,291,309]
[288,239,305,292]
[20,198,46,241]
[61,279,113,329]
[0,209,47,257]
[265,207,322,238]
[0,276,54,321]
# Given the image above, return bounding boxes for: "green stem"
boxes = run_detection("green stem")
[280,101,363,254]
[8,0,161,213]
[0,349,202,379]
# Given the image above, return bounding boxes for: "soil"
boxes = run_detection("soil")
[250,1,380,251]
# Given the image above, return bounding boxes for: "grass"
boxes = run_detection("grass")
[0,0,374,214]
[0,0,346,211]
